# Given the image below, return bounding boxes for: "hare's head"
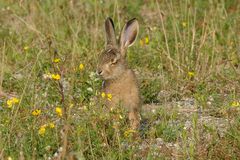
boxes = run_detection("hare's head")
[97,17,139,80]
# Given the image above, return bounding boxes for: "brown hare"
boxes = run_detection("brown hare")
[97,17,141,130]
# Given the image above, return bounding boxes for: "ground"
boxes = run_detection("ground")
[0,0,240,159]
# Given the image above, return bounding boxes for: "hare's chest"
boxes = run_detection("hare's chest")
[103,81,125,104]
[102,77,139,109]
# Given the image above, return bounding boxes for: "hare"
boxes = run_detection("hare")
[97,17,140,130]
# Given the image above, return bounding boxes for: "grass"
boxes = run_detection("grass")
[0,0,240,159]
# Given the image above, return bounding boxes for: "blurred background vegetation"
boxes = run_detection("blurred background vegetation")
[0,0,239,159]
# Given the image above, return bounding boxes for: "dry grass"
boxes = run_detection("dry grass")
[0,0,240,159]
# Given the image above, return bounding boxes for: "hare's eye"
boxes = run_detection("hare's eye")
[111,58,117,65]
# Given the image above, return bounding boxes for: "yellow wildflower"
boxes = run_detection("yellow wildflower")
[145,37,149,44]
[101,92,106,98]
[32,109,41,116]
[49,122,55,128]
[6,97,19,108]
[124,129,136,137]
[140,37,149,46]
[119,114,123,119]
[55,107,63,117]
[231,101,240,107]
[51,74,61,80]
[107,93,112,101]
[188,71,195,78]
[7,157,12,160]
[53,58,61,63]
[110,107,114,112]
[7,99,13,108]
[79,63,84,70]
[12,97,19,103]
[38,125,46,135]
[23,46,29,51]
[182,22,187,27]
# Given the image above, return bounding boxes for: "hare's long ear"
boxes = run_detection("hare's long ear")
[119,18,139,56]
[105,17,117,47]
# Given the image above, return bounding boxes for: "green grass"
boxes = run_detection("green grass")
[0,0,240,159]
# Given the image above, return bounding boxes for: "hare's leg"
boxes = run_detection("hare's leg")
[128,110,140,130]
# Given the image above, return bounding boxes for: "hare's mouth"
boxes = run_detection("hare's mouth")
[97,72,108,80]
[99,73,115,80]
[98,74,105,79]
[100,74,110,80]
[97,68,120,80]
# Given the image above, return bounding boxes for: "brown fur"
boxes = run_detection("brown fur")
[103,69,140,129]
[97,17,140,129]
